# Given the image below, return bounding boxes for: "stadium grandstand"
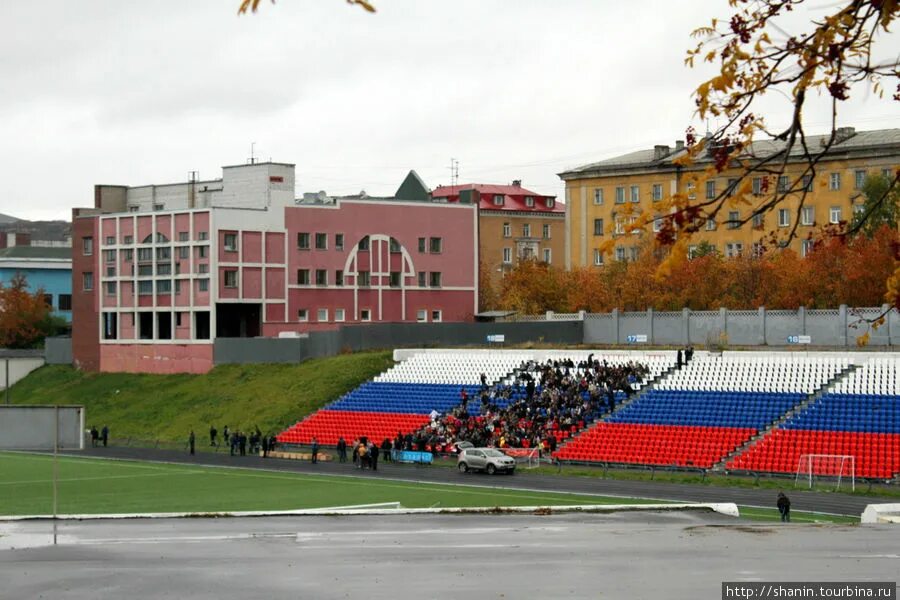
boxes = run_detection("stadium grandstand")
[277,349,900,481]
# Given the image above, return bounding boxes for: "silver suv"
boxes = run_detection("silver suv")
[457,448,516,475]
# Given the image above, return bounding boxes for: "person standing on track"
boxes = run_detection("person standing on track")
[101,425,109,448]
[189,429,195,455]
[777,492,791,522]
[311,437,319,464]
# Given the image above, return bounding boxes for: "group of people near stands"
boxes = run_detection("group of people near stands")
[205,425,278,457]
[408,355,652,454]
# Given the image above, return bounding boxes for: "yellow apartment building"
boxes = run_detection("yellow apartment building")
[558,127,900,268]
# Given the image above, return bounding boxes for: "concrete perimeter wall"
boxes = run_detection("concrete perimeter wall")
[0,353,45,390]
[0,405,85,450]
[584,305,899,347]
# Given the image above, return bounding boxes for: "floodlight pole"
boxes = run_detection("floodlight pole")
[5,358,9,404]
[53,404,58,546]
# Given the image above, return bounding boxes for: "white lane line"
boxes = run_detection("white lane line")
[0,471,206,486]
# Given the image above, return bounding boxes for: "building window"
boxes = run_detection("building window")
[751,242,764,258]
[593,249,604,266]
[727,211,740,230]
[105,282,116,296]
[157,280,171,294]
[83,237,93,256]
[198,279,209,292]
[317,308,328,322]
[297,232,310,250]
[503,223,511,237]
[545,198,555,209]
[429,237,442,253]
[431,310,442,322]
[706,217,717,231]
[593,188,604,205]
[630,185,640,203]
[493,194,504,206]
[706,180,716,199]
[157,263,171,276]
[778,208,790,227]
[138,280,152,295]
[297,269,310,285]
[502,247,512,264]
[315,232,328,250]
[853,203,865,215]
[726,178,737,197]
[298,309,308,322]
[124,235,133,245]
[335,270,344,286]
[829,172,841,190]
[357,236,370,251]
[429,272,442,288]
[156,247,170,261]
[522,224,531,238]
[138,265,153,277]
[801,174,813,191]
[652,184,663,201]
[593,218,604,236]
[418,237,426,252]
[614,218,624,235]
[615,186,625,204]
[153,203,164,211]
[104,249,116,263]
[752,177,762,196]
[82,272,94,291]
[418,271,426,287]
[223,270,237,288]
[615,247,626,262]
[174,280,182,295]
[389,237,401,253]
[777,175,790,192]
[224,233,238,252]
[416,309,427,323]
[543,248,551,263]
[652,215,662,233]
[801,239,815,257]
[829,206,842,224]
[128,206,138,213]
[178,232,189,242]
[521,246,534,260]
[752,213,764,229]
[388,271,401,287]
[359,271,370,287]
[58,294,72,311]
[801,206,815,226]
[335,233,344,251]
[316,269,327,286]
[198,232,208,241]
[725,242,743,258]
[334,308,345,322]
[122,249,133,262]
[525,196,535,207]
[177,246,189,259]
[854,169,866,190]
[197,263,209,274]
[360,309,371,322]
[198,246,208,259]
[542,224,550,239]
[104,236,114,245]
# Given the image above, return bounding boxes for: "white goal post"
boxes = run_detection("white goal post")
[795,454,855,491]
[502,447,545,469]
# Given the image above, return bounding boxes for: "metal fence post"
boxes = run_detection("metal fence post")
[759,306,767,346]
[648,307,654,345]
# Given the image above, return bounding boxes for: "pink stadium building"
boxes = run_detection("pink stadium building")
[72,163,477,374]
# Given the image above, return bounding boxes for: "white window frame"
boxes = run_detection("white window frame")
[778,208,790,227]
[801,239,815,258]
[502,223,511,238]
[360,309,371,322]
[652,183,663,201]
[334,308,345,323]
[593,218,604,236]
[829,172,841,190]
[543,248,551,263]
[224,233,238,252]
[854,169,866,190]
[829,206,842,224]
[652,216,662,233]
[198,279,209,292]
[615,186,625,204]
[298,309,309,322]
[542,224,550,239]
[416,309,427,323]
[800,206,814,226]
[593,249,604,266]
[727,211,740,230]
[493,194,504,206]
[525,196,535,207]
[593,188,603,205]
[317,308,329,323]
[630,185,640,203]
[431,310,442,323]
[83,237,93,256]
[706,180,716,199]
[522,224,531,238]
[545,198,555,209]
[224,270,238,288]
[502,247,512,264]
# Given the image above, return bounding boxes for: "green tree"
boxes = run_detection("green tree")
[850,173,900,238]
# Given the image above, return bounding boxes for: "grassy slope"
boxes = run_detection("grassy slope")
[7,351,393,443]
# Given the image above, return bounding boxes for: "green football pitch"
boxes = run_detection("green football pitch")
[0,452,650,516]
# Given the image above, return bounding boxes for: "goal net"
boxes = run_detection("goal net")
[502,447,544,469]
[795,454,855,491]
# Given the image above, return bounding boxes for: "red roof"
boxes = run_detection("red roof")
[431,183,563,213]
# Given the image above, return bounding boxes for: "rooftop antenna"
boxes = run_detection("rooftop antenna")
[448,158,459,187]
[250,141,256,165]
[188,171,199,209]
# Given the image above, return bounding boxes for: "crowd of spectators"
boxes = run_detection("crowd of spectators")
[409,355,651,454]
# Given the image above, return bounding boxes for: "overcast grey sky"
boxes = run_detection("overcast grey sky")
[2,0,897,221]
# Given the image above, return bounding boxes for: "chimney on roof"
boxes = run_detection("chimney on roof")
[675,140,685,151]
[653,145,670,160]
[512,179,522,187]
[834,127,856,144]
